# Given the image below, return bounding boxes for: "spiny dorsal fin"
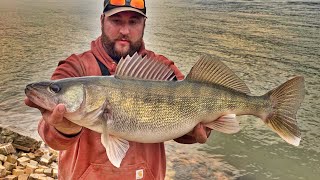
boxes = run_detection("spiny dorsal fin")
[115,52,176,81]
[186,55,250,94]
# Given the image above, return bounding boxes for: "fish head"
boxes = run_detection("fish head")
[25,79,85,113]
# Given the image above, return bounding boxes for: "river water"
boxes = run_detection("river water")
[0,0,319,179]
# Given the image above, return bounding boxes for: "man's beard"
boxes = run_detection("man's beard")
[101,28,143,60]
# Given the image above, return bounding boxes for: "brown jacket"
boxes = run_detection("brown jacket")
[38,37,185,179]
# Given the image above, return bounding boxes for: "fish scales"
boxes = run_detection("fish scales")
[102,78,270,140]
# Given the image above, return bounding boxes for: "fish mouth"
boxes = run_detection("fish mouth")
[25,82,57,111]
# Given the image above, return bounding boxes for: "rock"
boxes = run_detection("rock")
[24,167,34,175]
[15,166,23,170]
[0,143,16,155]
[17,162,27,168]
[34,169,44,174]
[28,173,46,180]
[29,160,38,167]
[3,161,16,171]
[3,175,18,180]
[12,144,31,153]
[0,128,58,179]
[39,154,52,166]
[6,155,18,164]
[33,150,44,158]
[17,174,29,180]
[43,168,52,177]
[25,164,37,174]
[12,169,24,176]
[0,165,6,178]
[49,163,58,170]
[52,169,58,179]
[27,153,36,160]
[17,157,30,166]
[5,170,11,176]
[0,154,6,162]
[36,166,47,170]
[0,127,42,152]
[19,153,27,158]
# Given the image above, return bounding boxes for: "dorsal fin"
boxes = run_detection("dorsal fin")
[186,55,250,94]
[115,52,176,81]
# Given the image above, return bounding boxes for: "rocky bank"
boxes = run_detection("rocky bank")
[0,127,58,180]
[1,127,240,180]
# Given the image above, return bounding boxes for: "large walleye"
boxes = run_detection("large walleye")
[25,53,305,167]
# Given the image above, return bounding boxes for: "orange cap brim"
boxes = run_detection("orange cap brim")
[104,7,147,17]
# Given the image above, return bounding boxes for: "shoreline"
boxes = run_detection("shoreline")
[1,126,241,179]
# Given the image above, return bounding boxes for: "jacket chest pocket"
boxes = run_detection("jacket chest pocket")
[79,162,155,180]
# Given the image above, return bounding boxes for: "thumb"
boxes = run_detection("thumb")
[50,104,66,123]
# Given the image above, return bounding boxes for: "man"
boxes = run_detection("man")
[25,0,211,179]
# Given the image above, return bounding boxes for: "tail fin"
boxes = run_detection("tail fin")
[265,76,305,146]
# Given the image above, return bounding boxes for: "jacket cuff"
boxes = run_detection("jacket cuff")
[173,134,197,144]
[38,119,82,150]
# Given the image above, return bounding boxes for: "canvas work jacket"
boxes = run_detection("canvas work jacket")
[38,36,185,180]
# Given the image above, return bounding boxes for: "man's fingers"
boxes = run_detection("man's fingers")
[47,104,66,124]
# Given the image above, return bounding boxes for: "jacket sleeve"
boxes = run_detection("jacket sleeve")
[38,119,83,150]
[38,54,86,150]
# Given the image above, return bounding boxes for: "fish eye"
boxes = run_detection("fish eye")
[49,84,61,93]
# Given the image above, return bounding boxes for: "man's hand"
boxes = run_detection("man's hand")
[174,123,212,144]
[191,123,211,143]
[24,97,82,136]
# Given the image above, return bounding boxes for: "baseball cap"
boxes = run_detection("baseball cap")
[103,0,147,17]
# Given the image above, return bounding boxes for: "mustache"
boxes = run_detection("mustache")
[116,35,130,42]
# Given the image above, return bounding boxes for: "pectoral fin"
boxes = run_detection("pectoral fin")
[101,133,130,168]
[204,114,240,134]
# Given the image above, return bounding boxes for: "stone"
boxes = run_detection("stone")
[19,153,27,158]
[3,161,16,171]
[17,157,30,166]
[39,155,51,166]
[0,165,6,178]
[43,168,52,177]
[34,169,44,174]
[0,154,6,162]
[12,169,24,176]
[17,174,29,180]
[24,164,37,174]
[27,153,35,160]
[0,128,59,179]
[52,169,58,178]
[33,150,44,158]
[12,144,31,153]
[29,160,38,167]
[28,173,46,180]
[0,143,16,155]
[6,155,18,164]
[3,175,18,180]
[24,167,34,175]
[37,166,48,170]
[50,163,58,170]
[17,162,27,168]
[0,127,42,152]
